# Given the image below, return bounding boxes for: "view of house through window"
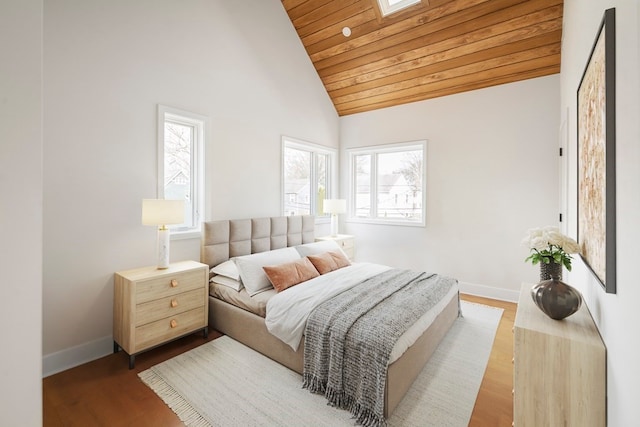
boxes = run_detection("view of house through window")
[158,105,206,236]
[350,141,426,226]
[282,137,335,218]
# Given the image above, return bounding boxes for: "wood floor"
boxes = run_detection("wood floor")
[43,294,516,427]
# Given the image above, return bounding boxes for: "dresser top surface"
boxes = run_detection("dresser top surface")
[515,283,604,347]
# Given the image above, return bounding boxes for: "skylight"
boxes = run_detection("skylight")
[377,0,421,16]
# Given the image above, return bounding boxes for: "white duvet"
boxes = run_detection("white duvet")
[265,262,459,364]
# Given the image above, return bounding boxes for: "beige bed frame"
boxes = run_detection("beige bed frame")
[201,215,459,418]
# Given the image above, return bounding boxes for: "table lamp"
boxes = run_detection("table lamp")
[142,199,184,269]
[323,199,346,237]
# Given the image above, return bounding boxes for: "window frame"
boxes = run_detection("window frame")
[348,140,427,227]
[376,0,421,16]
[157,105,207,239]
[281,136,337,221]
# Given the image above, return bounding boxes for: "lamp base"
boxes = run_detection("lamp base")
[330,214,339,237]
[157,227,170,269]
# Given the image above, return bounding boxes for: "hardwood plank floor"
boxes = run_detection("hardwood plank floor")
[43,294,516,426]
[464,294,517,427]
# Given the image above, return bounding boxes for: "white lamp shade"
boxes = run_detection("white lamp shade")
[323,199,346,214]
[142,199,185,226]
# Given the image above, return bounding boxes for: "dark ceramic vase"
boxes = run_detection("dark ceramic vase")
[531,277,582,320]
[539,261,562,281]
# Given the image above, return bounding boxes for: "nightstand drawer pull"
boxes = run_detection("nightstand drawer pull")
[171,299,178,308]
[170,319,177,328]
[170,279,178,288]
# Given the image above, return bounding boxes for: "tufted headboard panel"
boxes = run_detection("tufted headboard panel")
[201,215,315,268]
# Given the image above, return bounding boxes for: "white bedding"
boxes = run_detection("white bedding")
[265,262,459,364]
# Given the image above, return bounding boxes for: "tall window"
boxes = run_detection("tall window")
[349,141,426,226]
[282,137,336,218]
[158,105,206,237]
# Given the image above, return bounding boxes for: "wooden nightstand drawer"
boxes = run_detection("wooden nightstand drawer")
[342,247,355,259]
[113,260,209,368]
[338,238,355,259]
[135,306,207,352]
[136,288,205,326]
[136,269,204,303]
[337,238,354,250]
[315,234,356,261]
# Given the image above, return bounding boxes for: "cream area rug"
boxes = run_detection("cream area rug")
[139,301,503,427]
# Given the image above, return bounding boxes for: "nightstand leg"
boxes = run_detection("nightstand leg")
[113,341,119,353]
[203,327,209,339]
[129,355,135,370]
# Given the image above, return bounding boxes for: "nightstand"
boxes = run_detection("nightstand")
[113,260,209,368]
[315,234,355,261]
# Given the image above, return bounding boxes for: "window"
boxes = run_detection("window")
[282,137,336,218]
[157,105,206,237]
[349,141,426,226]
[377,0,421,16]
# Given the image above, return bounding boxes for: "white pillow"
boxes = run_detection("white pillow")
[209,274,243,292]
[295,240,347,258]
[210,259,240,281]
[234,247,301,296]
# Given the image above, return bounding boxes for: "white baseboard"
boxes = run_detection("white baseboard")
[458,281,519,303]
[43,335,113,378]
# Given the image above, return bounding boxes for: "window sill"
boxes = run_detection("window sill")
[346,217,425,228]
[170,230,202,240]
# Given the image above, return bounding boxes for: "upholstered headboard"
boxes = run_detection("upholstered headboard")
[201,215,315,268]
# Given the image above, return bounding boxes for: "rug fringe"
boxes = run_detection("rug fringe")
[139,369,211,427]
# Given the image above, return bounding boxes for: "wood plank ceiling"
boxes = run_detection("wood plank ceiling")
[282,0,563,116]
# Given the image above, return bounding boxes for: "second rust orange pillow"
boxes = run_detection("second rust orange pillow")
[307,251,351,275]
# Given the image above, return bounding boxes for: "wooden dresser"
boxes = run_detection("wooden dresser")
[513,283,606,426]
[113,260,209,368]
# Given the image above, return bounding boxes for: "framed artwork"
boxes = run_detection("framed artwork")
[577,8,616,294]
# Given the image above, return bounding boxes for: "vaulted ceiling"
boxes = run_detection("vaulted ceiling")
[282,0,563,116]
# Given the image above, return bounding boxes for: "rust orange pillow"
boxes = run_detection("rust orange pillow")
[329,251,351,269]
[307,251,338,274]
[307,251,351,275]
[263,257,320,292]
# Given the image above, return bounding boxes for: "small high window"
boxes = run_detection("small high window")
[377,0,421,16]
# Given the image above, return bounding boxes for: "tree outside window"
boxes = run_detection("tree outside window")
[282,137,335,218]
[158,105,206,237]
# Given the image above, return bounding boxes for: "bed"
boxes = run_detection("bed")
[201,215,459,423]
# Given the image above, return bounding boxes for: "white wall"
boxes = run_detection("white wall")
[0,1,43,425]
[560,1,640,425]
[42,0,338,375]
[340,75,560,300]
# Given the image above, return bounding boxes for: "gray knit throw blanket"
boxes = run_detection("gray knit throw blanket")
[302,269,458,427]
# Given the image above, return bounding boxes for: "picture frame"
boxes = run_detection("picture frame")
[576,8,616,294]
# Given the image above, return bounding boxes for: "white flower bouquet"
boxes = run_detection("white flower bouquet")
[522,226,581,271]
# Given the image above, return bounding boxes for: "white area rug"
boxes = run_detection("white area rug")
[139,301,503,427]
